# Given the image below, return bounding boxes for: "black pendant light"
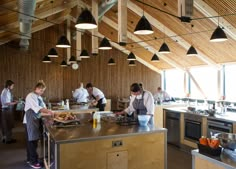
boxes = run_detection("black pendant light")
[128,60,136,66]
[75,9,97,30]
[159,42,170,53]
[69,55,77,63]
[99,37,112,50]
[108,58,116,65]
[56,35,71,48]
[187,45,198,56]
[80,49,90,59]
[210,26,228,42]
[127,52,136,60]
[42,55,51,63]
[151,54,160,62]
[48,48,58,57]
[134,15,153,35]
[60,60,67,67]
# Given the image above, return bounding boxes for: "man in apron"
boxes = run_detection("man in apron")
[117,83,155,125]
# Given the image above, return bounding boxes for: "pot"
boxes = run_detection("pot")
[216,133,236,150]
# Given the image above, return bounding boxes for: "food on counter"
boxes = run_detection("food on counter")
[199,136,208,146]
[207,138,220,149]
[54,112,77,121]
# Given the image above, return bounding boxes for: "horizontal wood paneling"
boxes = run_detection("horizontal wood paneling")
[0,25,161,109]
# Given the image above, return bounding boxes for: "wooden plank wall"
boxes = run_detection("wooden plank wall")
[0,25,161,109]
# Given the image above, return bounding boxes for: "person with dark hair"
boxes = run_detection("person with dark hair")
[1,80,18,144]
[23,80,53,169]
[117,83,155,123]
[86,83,107,111]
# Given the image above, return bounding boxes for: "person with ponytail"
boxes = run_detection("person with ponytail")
[23,80,53,169]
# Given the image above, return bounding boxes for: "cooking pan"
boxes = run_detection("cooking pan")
[216,133,236,150]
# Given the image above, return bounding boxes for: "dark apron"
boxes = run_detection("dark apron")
[92,95,105,111]
[26,109,42,141]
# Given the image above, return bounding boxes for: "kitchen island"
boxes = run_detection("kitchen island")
[192,150,236,169]
[43,113,167,169]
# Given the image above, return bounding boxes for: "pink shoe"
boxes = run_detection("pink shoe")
[29,163,42,169]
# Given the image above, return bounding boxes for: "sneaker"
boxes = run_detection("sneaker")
[29,163,42,169]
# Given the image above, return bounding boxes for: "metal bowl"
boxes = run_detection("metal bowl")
[216,133,236,150]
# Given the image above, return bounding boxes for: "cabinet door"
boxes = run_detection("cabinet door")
[107,151,128,169]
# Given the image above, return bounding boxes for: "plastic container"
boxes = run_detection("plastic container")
[65,99,70,110]
[138,115,151,126]
[198,143,222,156]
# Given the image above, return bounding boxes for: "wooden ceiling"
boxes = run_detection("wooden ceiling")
[1,0,236,71]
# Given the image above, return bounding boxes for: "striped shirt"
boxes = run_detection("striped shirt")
[23,92,46,124]
[1,88,12,108]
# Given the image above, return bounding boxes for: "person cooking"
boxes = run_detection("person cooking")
[117,83,155,124]
[153,87,171,103]
[72,82,89,103]
[23,80,53,169]
[1,80,18,144]
[86,83,106,111]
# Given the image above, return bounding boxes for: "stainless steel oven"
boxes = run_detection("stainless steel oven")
[184,114,202,142]
[207,119,233,137]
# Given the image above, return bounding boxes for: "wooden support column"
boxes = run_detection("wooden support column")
[92,0,98,55]
[186,70,207,98]
[118,0,127,45]
[66,18,71,64]
[76,4,82,60]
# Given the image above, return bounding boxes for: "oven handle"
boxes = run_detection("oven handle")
[185,119,201,125]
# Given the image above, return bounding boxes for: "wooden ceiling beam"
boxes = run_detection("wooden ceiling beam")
[194,0,236,41]
[0,0,77,34]
[127,1,220,69]
[102,16,185,71]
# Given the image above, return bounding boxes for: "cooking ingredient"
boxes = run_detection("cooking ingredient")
[207,138,220,149]
[199,136,208,146]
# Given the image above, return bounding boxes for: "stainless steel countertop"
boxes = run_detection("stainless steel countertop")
[163,107,236,123]
[44,113,167,144]
[192,150,236,169]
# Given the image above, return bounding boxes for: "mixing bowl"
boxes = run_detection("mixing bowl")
[216,133,236,150]
[138,115,151,126]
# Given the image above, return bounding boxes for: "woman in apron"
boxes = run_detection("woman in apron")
[23,80,53,169]
[117,83,155,124]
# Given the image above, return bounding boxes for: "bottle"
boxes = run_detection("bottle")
[61,100,65,108]
[65,99,70,110]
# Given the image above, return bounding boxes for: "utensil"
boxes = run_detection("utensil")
[216,133,236,150]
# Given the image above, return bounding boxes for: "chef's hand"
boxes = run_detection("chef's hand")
[115,111,125,116]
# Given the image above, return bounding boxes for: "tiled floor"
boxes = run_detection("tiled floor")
[0,123,192,169]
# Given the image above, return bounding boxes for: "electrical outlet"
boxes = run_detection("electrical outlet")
[112,140,123,147]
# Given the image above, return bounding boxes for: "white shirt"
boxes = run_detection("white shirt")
[73,87,89,103]
[125,90,154,115]
[23,92,46,124]
[92,87,107,104]
[153,91,171,101]
[1,88,12,108]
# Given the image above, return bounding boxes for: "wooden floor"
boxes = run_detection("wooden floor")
[0,123,192,169]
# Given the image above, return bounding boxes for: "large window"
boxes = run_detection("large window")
[165,69,185,97]
[189,67,218,99]
[225,65,236,101]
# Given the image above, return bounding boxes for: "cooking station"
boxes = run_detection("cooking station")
[43,113,167,169]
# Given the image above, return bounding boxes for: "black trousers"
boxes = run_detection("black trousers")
[25,124,39,164]
[24,124,30,161]
[96,99,106,111]
[1,108,14,141]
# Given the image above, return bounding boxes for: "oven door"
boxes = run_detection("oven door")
[207,120,232,137]
[185,119,202,142]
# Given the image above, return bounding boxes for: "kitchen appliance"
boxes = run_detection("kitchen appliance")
[165,111,180,147]
[184,113,202,142]
[207,119,233,137]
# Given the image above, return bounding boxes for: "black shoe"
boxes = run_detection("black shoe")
[2,139,5,143]
[5,139,16,144]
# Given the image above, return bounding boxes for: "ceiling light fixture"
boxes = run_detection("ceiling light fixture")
[99,37,112,50]
[42,55,51,63]
[134,15,153,35]
[187,45,198,56]
[128,60,136,66]
[108,58,116,65]
[56,35,71,48]
[151,54,160,62]
[60,60,67,67]
[75,9,97,30]
[48,48,58,57]
[80,49,90,59]
[210,26,227,42]
[69,55,77,63]
[159,42,170,53]
[127,52,136,60]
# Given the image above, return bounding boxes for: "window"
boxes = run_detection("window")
[189,67,218,99]
[165,69,185,97]
[225,65,236,101]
